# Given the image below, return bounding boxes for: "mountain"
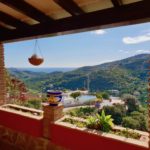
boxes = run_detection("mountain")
[8,54,149,103]
[8,67,76,73]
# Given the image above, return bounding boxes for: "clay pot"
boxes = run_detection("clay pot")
[28,54,44,66]
[47,91,62,106]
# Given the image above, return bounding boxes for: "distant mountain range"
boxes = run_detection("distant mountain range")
[8,54,149,104]
[8,67,76,73]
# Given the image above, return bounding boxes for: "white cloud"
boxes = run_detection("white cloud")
[123,33,150,44]
[119,50,130,54]
[91,29,106,35]
[119,49,150,54]
[135,49,150,54]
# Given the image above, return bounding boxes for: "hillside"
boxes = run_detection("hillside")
[8,54,149,103]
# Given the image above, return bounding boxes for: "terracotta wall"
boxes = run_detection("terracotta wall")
[51,124,149,150]
[0,110,43,137]
[0,109,149,150]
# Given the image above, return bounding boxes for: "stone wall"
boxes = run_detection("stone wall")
[0,42,6,105]
[0,125,67,150]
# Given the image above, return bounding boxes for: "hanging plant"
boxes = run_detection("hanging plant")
[28,39,44,66]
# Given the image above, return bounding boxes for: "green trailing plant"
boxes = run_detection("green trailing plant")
[63,118,86,128]
[110,129,141,139]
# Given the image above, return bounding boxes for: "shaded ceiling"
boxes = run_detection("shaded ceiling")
[0,0,149,43]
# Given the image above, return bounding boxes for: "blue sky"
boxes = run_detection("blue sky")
[4,22,150,68]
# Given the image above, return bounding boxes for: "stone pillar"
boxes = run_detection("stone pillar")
[42,104,64,139]
[0,42,6,105]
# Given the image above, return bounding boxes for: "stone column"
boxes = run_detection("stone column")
[0,42,6,105]
[42,104,64,139]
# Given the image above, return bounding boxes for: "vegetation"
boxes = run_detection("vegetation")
[70,92,81,100]
[95,92,103,100]
[86,111,114,132]
[100,92,110,99]
[67,107,97,119]
[8,54,149,105]
[102,104,126,125]
[63,118,86,128]
[122,110,148,131]
[110,129,141,139]
[122,94,139,113]
[23,99,42,109]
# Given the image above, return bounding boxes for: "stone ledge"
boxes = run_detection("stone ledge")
[0,104,43,120]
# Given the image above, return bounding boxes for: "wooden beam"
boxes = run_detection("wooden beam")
[0,27,10,35]
[0,11,29,28]
[0,0,53,23]
[111,0,123,7]
[53,0,84,16]
[1,1,150,42]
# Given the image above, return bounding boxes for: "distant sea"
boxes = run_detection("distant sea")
[7,67,76,73]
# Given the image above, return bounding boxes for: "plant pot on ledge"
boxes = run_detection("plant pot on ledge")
[47,91,62,106]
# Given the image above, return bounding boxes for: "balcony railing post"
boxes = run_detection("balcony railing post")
[42,103,64,139]
[0,42,6,105]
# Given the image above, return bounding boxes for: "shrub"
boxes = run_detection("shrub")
[86,116,99,129]
[102,104,126,125]
[70,92,81,99]
[24,99,42,109]
[101,92,110,99]
[122,117,140,130]
[130,111,148,131]
[67,107,97,118]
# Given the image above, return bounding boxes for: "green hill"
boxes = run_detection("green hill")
[8,54,149,104]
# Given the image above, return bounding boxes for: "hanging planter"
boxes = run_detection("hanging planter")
[28,54,44,66]
[28,39,44,66]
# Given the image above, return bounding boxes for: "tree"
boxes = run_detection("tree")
[122,94,139,113]
[70,92,81,100]
[101,92,110,99]
[102,104,126,125]
[130,111,148,131]
[122,117,141,130]
[96,92,103,101]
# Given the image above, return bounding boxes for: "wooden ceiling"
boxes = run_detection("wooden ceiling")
[0,0,149,43]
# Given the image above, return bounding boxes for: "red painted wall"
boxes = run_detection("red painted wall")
[0,109,149,150]
[0,110,43,137]
[51,124,149,150]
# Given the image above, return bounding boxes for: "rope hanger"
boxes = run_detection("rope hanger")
[28,39,44,66]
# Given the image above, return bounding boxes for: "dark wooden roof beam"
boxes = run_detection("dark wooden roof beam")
[0,0,54,23]
[53,0,84,16]
[1,0,150,42]
[111,0,123,7]
[0,11,29,28]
